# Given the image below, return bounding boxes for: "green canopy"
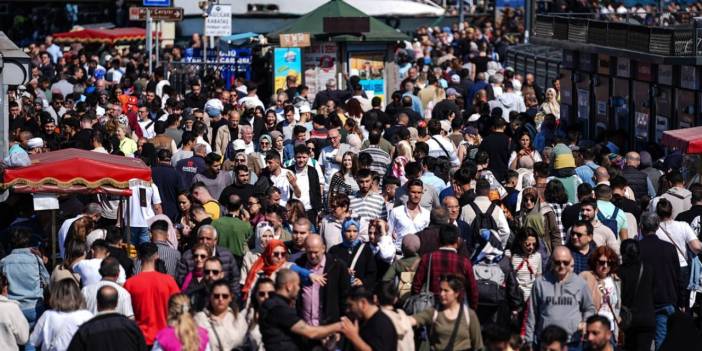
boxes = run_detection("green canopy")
[269,0,410,42]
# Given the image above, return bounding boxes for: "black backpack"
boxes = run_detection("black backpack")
[467,202,502,262]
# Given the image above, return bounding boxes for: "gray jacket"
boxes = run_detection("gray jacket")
[525,271,596,344]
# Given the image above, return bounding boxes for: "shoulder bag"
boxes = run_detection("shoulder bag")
[403,253,435,315]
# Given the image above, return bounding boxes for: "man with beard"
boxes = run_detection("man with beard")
[193,152,233,200]
[40,113,61,151]
[186,257,227,312]
[585,315,615,351]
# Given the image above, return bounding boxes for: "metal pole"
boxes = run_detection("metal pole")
[155,21,160,66]
[525,0,532,44]
[146,8,153,75]
[203,5,208,73]
[51,210,56,267]
[459,0,465,30]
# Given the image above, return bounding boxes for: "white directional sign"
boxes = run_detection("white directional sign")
[205,4,232,37]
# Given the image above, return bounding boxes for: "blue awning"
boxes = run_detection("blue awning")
[219,32,259,46]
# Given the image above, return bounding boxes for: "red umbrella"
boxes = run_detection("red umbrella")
[661,126,702,154]
[3,148,151,196]
[53,27,149,45]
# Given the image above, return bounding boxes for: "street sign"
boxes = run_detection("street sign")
[143,0,171,6]
[280,33,311,48]
[129,7,184,21]
[205,4,232,37]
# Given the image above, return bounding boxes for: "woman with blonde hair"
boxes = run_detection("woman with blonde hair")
[153,294,210,351]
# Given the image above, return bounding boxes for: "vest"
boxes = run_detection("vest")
[287,164,322,211]
[621,166,649,199]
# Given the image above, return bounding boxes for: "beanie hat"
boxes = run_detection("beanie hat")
[552,143,576,170]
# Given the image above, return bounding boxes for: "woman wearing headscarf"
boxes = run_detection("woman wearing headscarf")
[539,88,560,118]
[240,222,277,285]
[516,187,560,261]
[328,218,378,291]
[240,238,323,301]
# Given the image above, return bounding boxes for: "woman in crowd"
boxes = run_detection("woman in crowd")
[393,128,414,161]
[284,199,307,233]
[153,294,210,351]
[516,187,560,258]
[194,279,247,351]
[579,246,621,340]
[65,216,94,251]
[181,244,211,294]
[319,195,351,249]
[366,218,395,281]
[510,227,542,302]
[50,241,86,287]
[29,279,93,351]
[618,239,656,351]
[270,131,285,163]
[457,126,481,163]
[261,110,278,135]
[244,196,265,227]
[241,222,277,285]
[509,129,542,171]
[540,88,560,118]
[409,274,484,351]
[244,278,275,351]
[241,238,321,301]
[176,191,194,242]
[115,125,137,157]
[382,234,422,304]
[327,151,359,205]
[328,218,378,291]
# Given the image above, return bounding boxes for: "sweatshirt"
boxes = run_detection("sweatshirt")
[525,271,595,344]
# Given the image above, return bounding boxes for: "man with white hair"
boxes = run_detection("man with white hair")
[175,225,241,299]
[234,125,255,154]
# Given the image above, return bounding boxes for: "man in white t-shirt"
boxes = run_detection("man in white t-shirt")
[319,128,351,192]
[125,180,163,245]
[655,198,702,268]
[81,256,133,318]
[262,151,293,206]
[425,119,460,168]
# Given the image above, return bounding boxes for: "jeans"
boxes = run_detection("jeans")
[21,301,45,351]
[130,226,150,245]
[654,304,676,350]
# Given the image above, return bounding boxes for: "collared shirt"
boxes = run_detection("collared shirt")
[134,240,181,277]
[301,255,326,326]
[270,169,293,206]
[388,205,430,250]
[292,166,312,210]
[58,214,84,259]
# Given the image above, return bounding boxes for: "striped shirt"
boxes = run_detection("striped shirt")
[360,146,391,177]
[350,191,387,221]
[133,240,181,278]
[511,253,542,300]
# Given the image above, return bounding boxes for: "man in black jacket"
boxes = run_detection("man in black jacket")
[478,116,511,182]
[287,144,323,223]
[67,285,147,351]
[638,212,681,349]
[295,235,351,326]
[676,183,702,234]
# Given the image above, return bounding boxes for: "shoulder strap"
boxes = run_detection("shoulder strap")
[444,303,465,351]
[610,207,619,221]
[206,314,225,351]
[349,243,366,271]
[486,202,497,216]
[421,253,433,293]
[431,136,451,159]
[658,224,687,259]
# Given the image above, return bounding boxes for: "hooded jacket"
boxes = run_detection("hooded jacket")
[489,91,526,121]
[651,186,692,219]
[525,271,596,344]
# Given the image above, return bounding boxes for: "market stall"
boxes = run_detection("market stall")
[3,149,152,264]
[52,27,149,45]
[661,126,702,154]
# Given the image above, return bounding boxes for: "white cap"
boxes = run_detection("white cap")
[27,137,44,149]
[299,104,311,113]
[232,139,246,151]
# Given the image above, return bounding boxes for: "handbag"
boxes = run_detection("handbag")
[403,253,435,315]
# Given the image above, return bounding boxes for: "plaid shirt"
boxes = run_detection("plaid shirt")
[411,247,479,309]
[569,242,595,275]
[548,202,571,245]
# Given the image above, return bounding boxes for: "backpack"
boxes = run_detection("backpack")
[473,260,506,306]
[467,202,503,262]
[395,258,421,302]
[597,207,620,238]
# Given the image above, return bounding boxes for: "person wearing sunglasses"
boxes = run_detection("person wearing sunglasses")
[194,279,248,351]
[516,187,561,257]
[525,246,596,349]
[568,220,596,275]
[180,243,211,294]
[579,246,622,343]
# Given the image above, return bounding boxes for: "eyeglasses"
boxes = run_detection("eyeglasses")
[272,251,286,257]
[553,260,570,267]
[194,254,208,259]
[213,293,230,300]
[257,291,271,298]
[571,231,588,238]
[204,269,221,275]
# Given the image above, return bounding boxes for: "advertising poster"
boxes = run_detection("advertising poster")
[612,78,629,131]
[655,116,669,143]
[633,81,650,141]
[274,48,302,93]
[635,112,649,140]
[182,48,252,88]
[303,43,338,102]
[678,90,695,128]
[349,52,386,100]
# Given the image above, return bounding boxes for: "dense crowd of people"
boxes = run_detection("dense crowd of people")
[2,9,702,351]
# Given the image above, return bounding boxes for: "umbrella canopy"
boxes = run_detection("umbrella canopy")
[661,126,702,154]
[53,27,148,44]
[269,0,410,42]
[3,148,151,196]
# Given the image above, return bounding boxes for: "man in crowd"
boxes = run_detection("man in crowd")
[81,257,134,317]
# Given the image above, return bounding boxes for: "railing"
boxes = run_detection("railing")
[533,15,702,57]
